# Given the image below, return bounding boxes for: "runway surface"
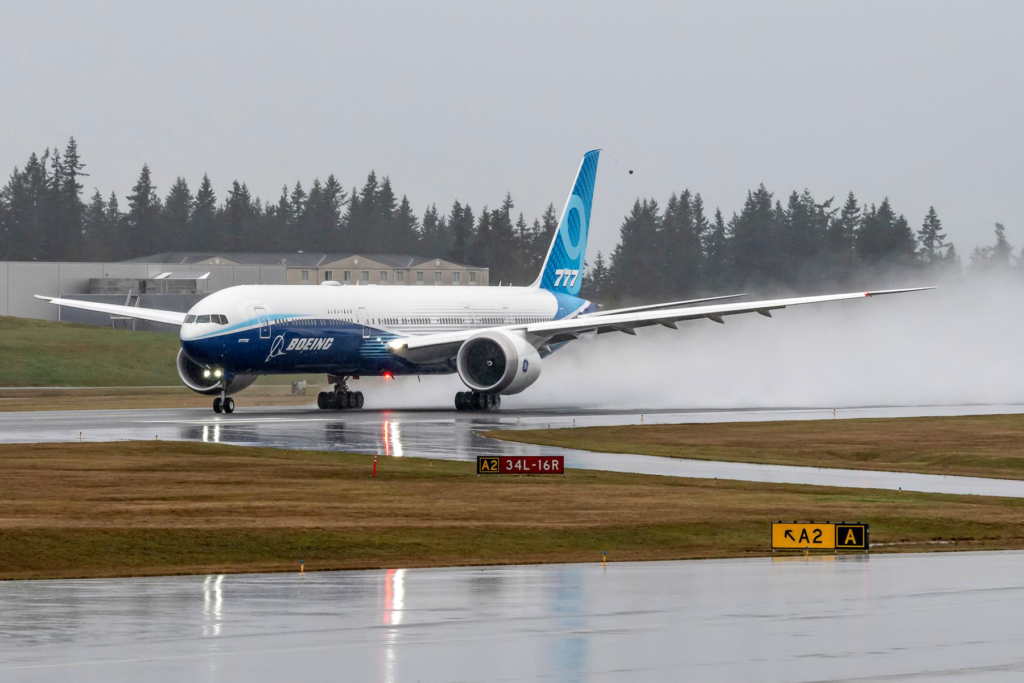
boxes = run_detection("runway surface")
[2,551,1023,682]
[2,402,1024,497]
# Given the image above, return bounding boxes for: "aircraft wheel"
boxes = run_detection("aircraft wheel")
[338,392,350,410]
[454,392,467,411]
[354,391,364,409]
[473,392,487,411]
[317,392,327,409]
[213,397,223,413]
[492,395,501,410]
[223,397,235,414]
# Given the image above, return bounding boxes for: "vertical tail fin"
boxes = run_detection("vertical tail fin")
[532,150,600,296]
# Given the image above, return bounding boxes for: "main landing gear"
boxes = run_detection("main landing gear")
[212,392,235,414]
[455,391,501,411]
[317,377,364,410]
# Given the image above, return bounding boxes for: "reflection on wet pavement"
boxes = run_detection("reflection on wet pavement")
[2,403,1024,496]
[2,552,1024,682]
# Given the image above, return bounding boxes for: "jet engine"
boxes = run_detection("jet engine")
[176,348,258,396]
[455,330,541,395]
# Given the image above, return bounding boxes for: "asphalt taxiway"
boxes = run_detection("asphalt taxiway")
[1,403,1024,496]
[3,551,1024,682]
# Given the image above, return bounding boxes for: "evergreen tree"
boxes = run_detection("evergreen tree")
[586,250,611,302]
[703,208,729,287]
[971,222,1014,271]
[611,198,661,300]
[82,189,107,256]
[393,195,419,254]
[659,190,702,297]
[191,174,217,252]
[469,206,492,273]
[489,193,518,283]
[446,200,474,263]
[917,206,947,267]
[514,212,530,283]
[418,203,447,255]
[161,177,193,252]
[321,174,346,250]
[729,184,781,288]
[125,164,161,257]
[59,137,87,259]
[856,198,917,267]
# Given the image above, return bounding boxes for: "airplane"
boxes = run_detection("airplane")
[37,150,931,413]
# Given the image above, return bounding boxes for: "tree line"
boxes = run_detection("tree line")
[0,138,1018,303]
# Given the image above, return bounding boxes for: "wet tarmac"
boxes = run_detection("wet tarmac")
[2,403,1024,497]
[3,551,1024,682]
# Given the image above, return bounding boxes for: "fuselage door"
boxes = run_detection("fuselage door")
[463,306,474,328]
[357,307,370,338]
[254,306,271,339]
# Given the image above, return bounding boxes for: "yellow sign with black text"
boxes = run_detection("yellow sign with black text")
[771,523,869,551]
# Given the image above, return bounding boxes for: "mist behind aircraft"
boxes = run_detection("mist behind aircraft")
[368,274,1022,410]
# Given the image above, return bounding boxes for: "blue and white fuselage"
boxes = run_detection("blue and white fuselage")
[179,284,592,377]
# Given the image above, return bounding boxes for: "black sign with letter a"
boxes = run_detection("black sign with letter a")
[477,456,500,474]
[835,524,869,549]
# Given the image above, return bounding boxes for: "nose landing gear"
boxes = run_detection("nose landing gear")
[455,391,500,411]
[212,393,235,414]
[317,376,364,410]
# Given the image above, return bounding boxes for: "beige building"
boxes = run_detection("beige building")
[127,252,489,288]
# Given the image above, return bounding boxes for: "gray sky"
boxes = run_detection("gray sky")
[2,0,1021,259]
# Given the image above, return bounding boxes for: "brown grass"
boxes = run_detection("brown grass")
[485,414,1024,480]
[2,441,1024,580]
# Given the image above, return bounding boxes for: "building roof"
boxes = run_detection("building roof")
[123,252,485,269]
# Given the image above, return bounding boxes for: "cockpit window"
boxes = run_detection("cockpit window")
[188,314,228,324]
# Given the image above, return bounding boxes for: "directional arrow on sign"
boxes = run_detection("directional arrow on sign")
[784,530,795,541]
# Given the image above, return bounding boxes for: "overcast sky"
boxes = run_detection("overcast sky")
[2,0,1021,259]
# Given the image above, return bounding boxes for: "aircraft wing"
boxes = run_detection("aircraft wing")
[579,293,747,318]
[388,287,933,363]
[34,295,187,326]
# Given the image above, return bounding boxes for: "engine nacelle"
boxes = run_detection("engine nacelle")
[456,330,542,395]
[176,348,258,396]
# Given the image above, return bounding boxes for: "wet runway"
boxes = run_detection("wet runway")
[3,551,1024,682]
[2,403,1024,497]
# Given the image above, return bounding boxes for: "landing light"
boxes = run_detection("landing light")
[203,369,211,378]
[214,369,223,378]
[387,340,405,350]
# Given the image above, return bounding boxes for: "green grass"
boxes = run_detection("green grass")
[3,440,1024,579]
[0,316,182,386]
[485,414,1024,481]
[0,316,323,388]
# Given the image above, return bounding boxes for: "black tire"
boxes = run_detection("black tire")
[213,397,223,413]
[339,392,350,409]
[224,397,235,414]
[493,395,501,410]
[354,391,364,409]
[455,392,467,411]
[472,392,487,410]
[317,392,327,409]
